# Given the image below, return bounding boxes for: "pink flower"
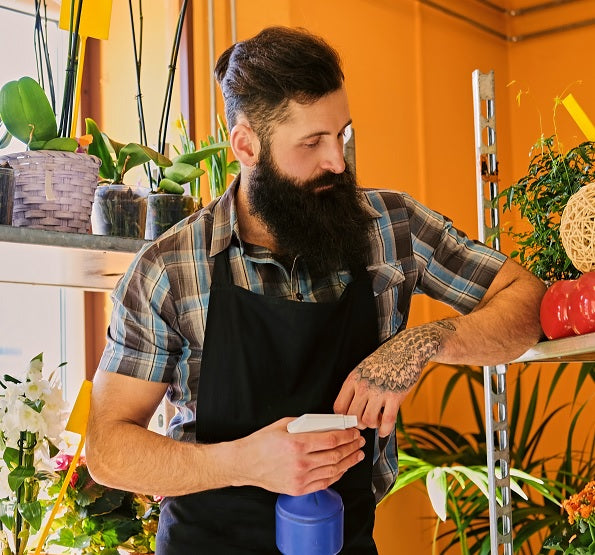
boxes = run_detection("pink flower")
[53,453,74,471]
[70,472,79,488]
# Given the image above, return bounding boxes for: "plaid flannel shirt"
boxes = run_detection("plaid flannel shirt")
[99,183,506,502]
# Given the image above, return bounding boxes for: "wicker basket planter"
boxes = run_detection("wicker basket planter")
[0,150,101,233]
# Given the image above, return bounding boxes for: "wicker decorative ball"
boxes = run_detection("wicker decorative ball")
[560,182,595,273]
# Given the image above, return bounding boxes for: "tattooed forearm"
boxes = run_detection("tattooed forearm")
[357,319,456,392]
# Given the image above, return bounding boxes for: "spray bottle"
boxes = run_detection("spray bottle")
[275,414,358,555]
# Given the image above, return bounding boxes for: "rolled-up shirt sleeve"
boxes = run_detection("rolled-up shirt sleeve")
[403,192,507,313]
[99,242,182,383]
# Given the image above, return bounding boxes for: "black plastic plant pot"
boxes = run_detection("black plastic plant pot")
[145,193,197,240]
[91,184,149,238]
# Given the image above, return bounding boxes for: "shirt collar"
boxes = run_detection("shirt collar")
[209,176,241,257]
[208,178,382,257]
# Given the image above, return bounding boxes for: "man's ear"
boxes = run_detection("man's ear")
[230,121,260,167]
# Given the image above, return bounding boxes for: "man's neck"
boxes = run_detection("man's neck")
[235,179,278,252]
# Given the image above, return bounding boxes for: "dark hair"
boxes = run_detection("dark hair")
[214,26,344,139]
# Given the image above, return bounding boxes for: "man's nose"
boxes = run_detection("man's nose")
[320,141,346,174]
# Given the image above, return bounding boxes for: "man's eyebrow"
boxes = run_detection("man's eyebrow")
[298,119,352,141]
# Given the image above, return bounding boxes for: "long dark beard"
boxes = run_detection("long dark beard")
[247,149,373,276]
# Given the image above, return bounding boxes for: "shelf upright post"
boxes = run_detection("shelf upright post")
[472,69,513,554]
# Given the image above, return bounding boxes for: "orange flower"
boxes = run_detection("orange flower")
[562,480,595,525]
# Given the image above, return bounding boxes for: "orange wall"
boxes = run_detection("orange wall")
[95,2,595,553]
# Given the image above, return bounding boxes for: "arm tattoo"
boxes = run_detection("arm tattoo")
[357,319,456,392]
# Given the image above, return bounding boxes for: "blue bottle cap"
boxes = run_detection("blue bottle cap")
[275,489,343,555]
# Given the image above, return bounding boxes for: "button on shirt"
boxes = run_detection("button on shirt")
[99,184,507,502]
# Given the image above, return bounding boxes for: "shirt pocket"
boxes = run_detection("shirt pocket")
[367,261,406,297]
[367,262,407,342]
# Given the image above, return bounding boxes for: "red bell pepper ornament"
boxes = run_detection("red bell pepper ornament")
[567,271,595,335]
[540,279,578,340]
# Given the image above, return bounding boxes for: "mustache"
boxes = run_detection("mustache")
[300,168,353,193]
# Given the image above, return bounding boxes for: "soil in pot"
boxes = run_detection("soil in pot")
[145,193,198,240]
[91,184,149,238]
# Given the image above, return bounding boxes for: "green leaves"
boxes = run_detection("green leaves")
[86,117,116,180]
[497,136,595,281]
[114,143,171,184]
[19,500,42,531]
[174,141,229,166]
[85,117,172,184]
[8,465,35,492]
[396,361,595,554]
[0,77,57,146]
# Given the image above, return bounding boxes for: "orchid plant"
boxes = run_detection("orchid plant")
[0,353,67,555]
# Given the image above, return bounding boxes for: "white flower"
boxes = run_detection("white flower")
[2,401,47,446]
[27,356,43,381]
[23,378,51,402]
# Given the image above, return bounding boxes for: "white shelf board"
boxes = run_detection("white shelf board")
[0,225,146,291]
[513,332,595,363]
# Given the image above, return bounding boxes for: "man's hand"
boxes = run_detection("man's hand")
[233,418,366,495]
[334,321,455,437]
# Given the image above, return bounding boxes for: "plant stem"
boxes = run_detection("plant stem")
[14,432,36,555]
[33,0,56,112]
[157,0,189,161]
[59,0,83,138]
[128,0,154,189]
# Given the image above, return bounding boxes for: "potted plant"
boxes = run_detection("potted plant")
[496,135,595,282]
[0,77,101,233]
[544,480,595,554]
[389,362,595,554]
[144,116,229,240]
[0,353,68,555]
[199,115,240,202]
[85,118,170,239]
[47,452,146,554]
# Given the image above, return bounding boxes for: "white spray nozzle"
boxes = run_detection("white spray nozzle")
[287,414,358,434]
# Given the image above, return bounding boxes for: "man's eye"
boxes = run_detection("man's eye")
[304,140,320,148]
[342,125,353,142]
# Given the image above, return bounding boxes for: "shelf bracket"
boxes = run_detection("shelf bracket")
[472,69,513,554]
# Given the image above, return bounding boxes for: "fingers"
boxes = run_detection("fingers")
[300,442,365,494]
[334,379,404,438]
[333,376,355,414]
[290,432,365,495]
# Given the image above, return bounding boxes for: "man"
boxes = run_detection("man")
[87,26,545,554]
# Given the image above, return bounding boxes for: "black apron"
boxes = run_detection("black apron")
[156,249,380,554]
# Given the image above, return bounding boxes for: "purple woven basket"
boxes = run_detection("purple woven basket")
[0,150,101,234]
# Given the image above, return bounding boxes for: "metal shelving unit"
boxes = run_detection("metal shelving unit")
[472,69,595,554]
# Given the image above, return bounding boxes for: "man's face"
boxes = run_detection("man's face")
[247,88,372,276]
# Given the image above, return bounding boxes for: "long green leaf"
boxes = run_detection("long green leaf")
[8,465,35,491]
[115,143,171,183]
[173,141,229,165]
[545,362,569,408]
[19,500,42,531]
[86,117,116,180]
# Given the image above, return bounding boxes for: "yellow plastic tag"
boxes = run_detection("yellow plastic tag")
[59,0,113,40]
[562,94,595,142]
[66,379,93,435]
